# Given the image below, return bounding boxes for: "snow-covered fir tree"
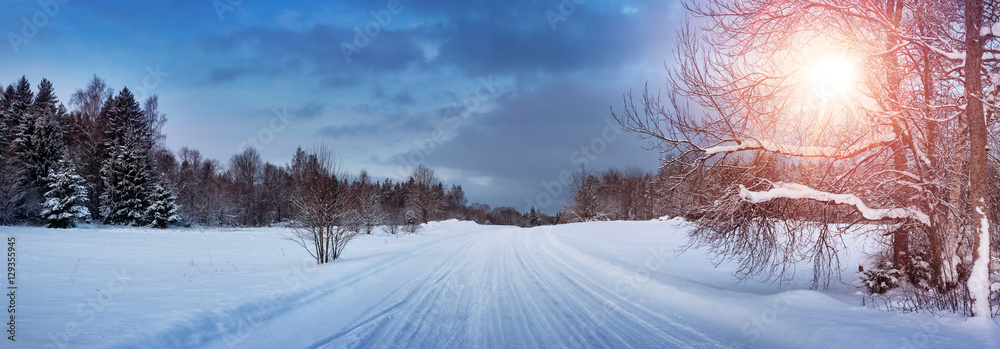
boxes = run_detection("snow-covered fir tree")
[99,88,161,226]
[40,159,90,228]
[100,144,152,226]
[0,110,6,158]
[145,183,180,228]
[528,206,540,227]
[17,108,66,191]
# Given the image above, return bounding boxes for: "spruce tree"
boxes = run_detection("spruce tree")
[40,159,90,228]
[529,207,540,227]
[0,84,13,111]
[99,88,158,226]
[10,76,33,116]
[104,87,153,160]
[0,109,6,159]
[33,78,58,114]
[9,76,34,141]
[18,106,66,190]
[145,183,180,228]
[100,144,152,226]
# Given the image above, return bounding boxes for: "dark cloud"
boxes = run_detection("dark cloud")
[318,114,435,139]
[374,85,416,106]
[197,24,427,86]
[206,67,250,84]
[406,77,660,212]
[320,75,362,89]
[195,1,677,87]
[295,101,327,119]
[319,123,381,138]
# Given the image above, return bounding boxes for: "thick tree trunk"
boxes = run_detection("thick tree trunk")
[965,0,991,318]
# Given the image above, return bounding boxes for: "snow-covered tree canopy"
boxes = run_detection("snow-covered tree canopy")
[40,159,90,229]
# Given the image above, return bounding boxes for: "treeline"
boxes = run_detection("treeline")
[172,146,552,229]
[560,157,919,224]
[559,166,662,222]
[0,75,177,228]
[0,75,548,230]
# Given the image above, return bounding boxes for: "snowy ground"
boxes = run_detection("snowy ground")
[7,220,999,348]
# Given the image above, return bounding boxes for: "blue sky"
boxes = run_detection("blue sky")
[0,0,683,213]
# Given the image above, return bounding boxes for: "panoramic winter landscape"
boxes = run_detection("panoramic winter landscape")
[3,0,1000,348]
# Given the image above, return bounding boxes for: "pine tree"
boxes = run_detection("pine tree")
[145,183,180,228]
[40,159,90,228]
[100,145,152,226]
[529,206,540,227]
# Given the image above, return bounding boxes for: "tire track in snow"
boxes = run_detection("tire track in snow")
[108,227,493,349]
[309,227,729,348]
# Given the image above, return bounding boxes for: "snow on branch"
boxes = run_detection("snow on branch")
[702,134,895,159]
[738,182,930,226]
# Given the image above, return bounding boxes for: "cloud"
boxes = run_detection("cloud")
[318,123,381,138]
[197,24,427,87]
[194,0,679,88]
[390,76,660,211]
[206,67,250,84]
[294,101,326,119]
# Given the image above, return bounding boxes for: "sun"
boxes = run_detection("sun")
[810,56,857,98]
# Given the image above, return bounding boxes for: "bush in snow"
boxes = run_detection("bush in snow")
[403,210,421,234]
[906,252,933,291]
[286,144,360,264]
[382,223,400,235]
[145,183,181,228]
[859,260,902,295]
[40,159,90,228]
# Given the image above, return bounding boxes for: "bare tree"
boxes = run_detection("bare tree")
[614,0,997,314]
[406,165,444,223]
[229,147,263,226]
[262,162,291,223]
[445,184,468,219]
[287,145,358,264]
[67,75,113,217]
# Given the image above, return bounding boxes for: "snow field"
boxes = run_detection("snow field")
[6,220,999,348]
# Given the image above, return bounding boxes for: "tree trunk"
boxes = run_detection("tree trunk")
[886,0,909,272]
[965,0,991,318]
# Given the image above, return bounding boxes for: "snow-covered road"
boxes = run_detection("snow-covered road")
[292,227,724,348]
[11,220,999,348]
